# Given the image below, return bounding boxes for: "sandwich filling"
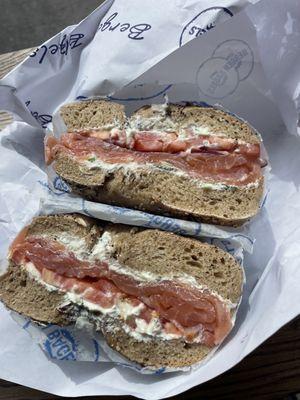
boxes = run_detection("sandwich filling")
[10,228,234,347]
[45,127,264,187]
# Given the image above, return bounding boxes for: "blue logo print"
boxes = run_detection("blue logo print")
[25,100,52,128]
[53,176,70,193]
[29,33,85,65]
[76,84,172,103]
[97,12,151,41]
[180,7,233,47]
[108,83,172,102]
[44,328,77,360]
[144,214,187,236]
[38,178,70,196]
[196,39,254,99]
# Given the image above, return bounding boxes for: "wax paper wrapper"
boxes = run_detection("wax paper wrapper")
[9,232,243,375]
[1,0,300,398]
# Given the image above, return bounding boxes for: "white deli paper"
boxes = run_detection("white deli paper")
[1,0,300,398]
[9,227,244,376]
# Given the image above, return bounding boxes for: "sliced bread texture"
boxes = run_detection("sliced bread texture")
[59,100,126,130]
[0,214,243,368]
[52,101,264,226]
[0,214,243,369]
[49,100,264,226]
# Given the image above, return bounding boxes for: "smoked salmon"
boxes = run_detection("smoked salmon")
[46,129,263,186]
[11,234,232,347]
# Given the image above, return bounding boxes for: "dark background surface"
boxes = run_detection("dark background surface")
[0,0,104,53]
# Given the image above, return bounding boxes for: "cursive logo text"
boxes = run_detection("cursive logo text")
[98,12,151,40]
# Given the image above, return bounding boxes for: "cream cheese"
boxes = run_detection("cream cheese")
[22,229,238,343]
[128,103,176,132]
[135,317,161,336]
[118,300,145,320]
[128,114,177,132]
[29,225,238,310]
[150,103,168,114]
[22,262,59,292]
[91,231,114,260]
[178,124,213,138]
[83,156,140,172]
[23,262,152,324]
[54,233,88,259]
[81,232,237,310]
[35,231,90,261]
[82,156,260,191]
[65,291,116,314]
[80,112,256,192]
[107,258,237,310]
[127,106,242,141]
[22,261,182,342]
[122,317,182,342]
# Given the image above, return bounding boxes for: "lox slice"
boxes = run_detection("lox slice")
[10,234,232,347]
[46,129,263,186]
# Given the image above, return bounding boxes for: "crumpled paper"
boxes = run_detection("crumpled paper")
[0,0,300,398]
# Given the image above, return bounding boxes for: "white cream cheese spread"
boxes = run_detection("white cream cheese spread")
[21,226,237,343]
[82,156,260,191]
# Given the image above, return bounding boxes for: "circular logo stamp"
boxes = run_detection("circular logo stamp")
[44,328,77,361]
[196,57,239,99]
[180,7,233,47]
[196,39,254,99]
[212,39,254,81]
